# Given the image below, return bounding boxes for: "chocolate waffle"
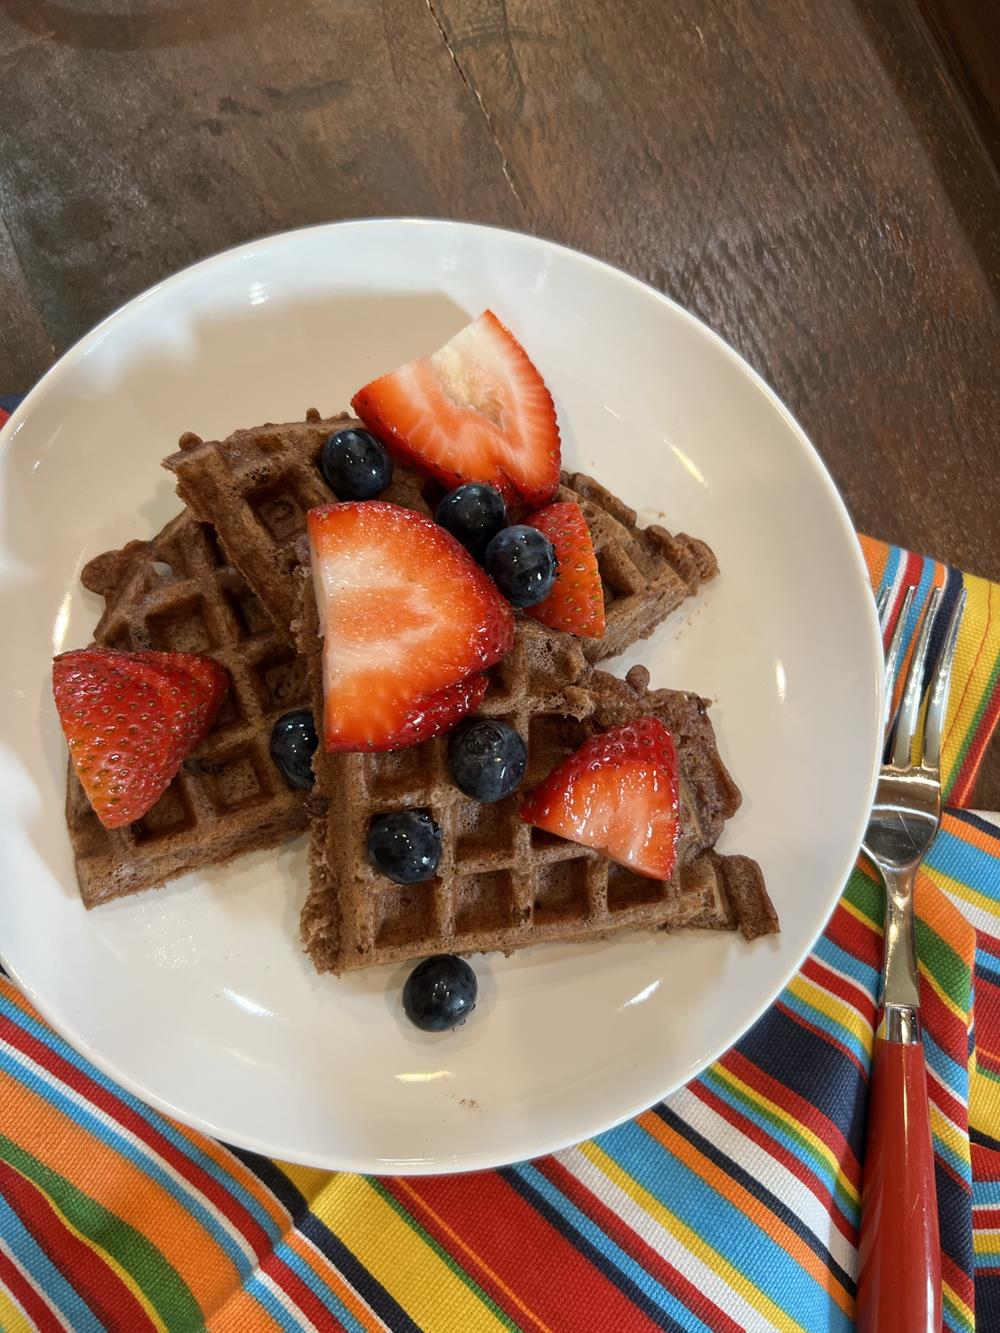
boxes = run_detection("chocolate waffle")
[66,512,310,907]
[557,474,717,662]
[164,411,716,655]
[294,572,776,975]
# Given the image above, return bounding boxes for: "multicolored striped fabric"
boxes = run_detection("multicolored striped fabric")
[3,387,1000,1329]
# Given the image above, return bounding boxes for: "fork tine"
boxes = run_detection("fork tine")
[882,585,916,743]
[892,586,942,768]
[876,584,892,632]
[921,588,966,771]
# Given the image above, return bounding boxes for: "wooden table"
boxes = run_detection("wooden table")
[2,0,998,799]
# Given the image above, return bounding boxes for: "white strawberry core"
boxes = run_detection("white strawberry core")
[431,337,505,427]
[317,548,435,681]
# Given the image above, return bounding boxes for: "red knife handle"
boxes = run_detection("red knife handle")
[857,1034,941,1332]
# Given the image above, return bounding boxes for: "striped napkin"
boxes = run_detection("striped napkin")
[2,397,1000,1331]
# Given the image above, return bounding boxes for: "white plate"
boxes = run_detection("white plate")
[0,220,882,1173]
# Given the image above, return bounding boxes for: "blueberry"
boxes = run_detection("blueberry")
[448,718,526,803]
[319,428,393,500]
[368,810,442,884]
[269,710,318,789]
[436,483,508,559]
[483,525,558,607]
[403,954,478,1032]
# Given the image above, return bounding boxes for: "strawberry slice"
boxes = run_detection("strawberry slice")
[525,501,605,638]
[308,501,513,751]
[520,718,680,879]
[351,310,561,508]
[52,647,229,829]
[383,672,490,750]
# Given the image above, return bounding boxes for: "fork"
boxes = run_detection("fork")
[856,582,966,1333]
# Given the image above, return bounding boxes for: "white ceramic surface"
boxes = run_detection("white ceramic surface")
[0,220,883,1173]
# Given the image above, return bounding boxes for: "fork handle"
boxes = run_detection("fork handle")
[857,1019,941,1333]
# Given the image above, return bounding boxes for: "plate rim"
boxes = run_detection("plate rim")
[0,217,884,1172]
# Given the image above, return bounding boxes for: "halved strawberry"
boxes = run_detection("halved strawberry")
[525,501,605,638]
[383,673,490,750]
[52,647,229,829]
[520,718,680,879]
[351,310,561,508]
[308,501,514,751]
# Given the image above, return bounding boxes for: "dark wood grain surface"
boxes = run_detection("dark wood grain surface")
[1,0,998,799]
[919,0,1000,169]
